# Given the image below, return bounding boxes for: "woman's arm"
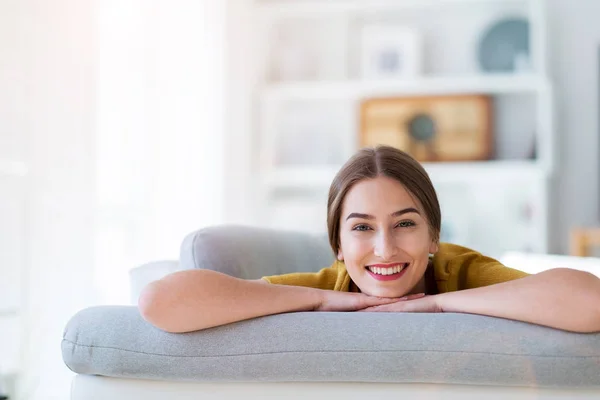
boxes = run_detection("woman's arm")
[138,269,400,333]
[438,268,600,333]
[362,268,600,333]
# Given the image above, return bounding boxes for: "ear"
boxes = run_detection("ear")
[429,240,439,254]
[337,248,344,261]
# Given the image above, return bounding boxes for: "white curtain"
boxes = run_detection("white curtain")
[94,0,226,304]
[17,0,98,398]
[16,1,226,398]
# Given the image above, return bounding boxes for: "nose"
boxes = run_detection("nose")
[373,229,398,261]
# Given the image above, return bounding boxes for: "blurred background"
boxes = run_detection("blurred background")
[1,0,600,398]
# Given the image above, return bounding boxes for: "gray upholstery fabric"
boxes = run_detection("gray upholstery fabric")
[63,305,600,387]
[179,225,333,279]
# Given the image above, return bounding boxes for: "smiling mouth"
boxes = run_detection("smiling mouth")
[366,263,409,276]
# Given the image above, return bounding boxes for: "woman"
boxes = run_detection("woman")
[139,146,600,333]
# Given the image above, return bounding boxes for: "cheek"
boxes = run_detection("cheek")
[340,232,371,260]
[397,227,433,251]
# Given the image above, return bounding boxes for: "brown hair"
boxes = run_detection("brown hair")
[327,145,441,254]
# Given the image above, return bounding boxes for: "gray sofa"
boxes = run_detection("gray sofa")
[62,225,600,400]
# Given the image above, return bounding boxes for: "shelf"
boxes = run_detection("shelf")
[0,160,27,177]
[262,74,550,101]
[263,160,545,189]
[264,166,340,189]
[423,160,544,183]
[257,0,530,18]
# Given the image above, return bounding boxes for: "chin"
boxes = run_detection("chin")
[361,285,406,298]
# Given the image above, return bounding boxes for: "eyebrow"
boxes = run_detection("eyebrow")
[345,207,421,221]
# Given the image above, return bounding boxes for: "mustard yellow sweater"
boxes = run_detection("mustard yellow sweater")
[262,243,529,293]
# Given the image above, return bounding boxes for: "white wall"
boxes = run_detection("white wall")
[548,0,600,253]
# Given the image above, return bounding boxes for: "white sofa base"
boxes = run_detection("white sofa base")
[72,375,600,400]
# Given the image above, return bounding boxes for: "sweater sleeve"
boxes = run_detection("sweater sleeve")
[261,261,352,291]
[433,243,530,293]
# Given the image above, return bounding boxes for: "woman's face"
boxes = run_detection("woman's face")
[337,175,438,298]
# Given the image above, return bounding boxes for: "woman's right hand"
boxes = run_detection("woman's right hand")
[314,290,425,312]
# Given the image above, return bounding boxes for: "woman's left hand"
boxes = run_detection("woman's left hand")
[359,293,443,313]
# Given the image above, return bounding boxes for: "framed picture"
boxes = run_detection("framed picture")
[360,95,493,162]
[360,25,422,79]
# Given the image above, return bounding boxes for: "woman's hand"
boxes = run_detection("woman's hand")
[314,291,427,312]
[359,293,443,313]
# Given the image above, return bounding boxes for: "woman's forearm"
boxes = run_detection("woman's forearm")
[138,269,322,333]
[437,268,600,333]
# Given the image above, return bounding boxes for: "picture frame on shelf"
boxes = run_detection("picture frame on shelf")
[360,95,493,162]
[359,25,422,80]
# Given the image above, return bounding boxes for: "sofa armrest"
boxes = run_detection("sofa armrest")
[128,261,179,305]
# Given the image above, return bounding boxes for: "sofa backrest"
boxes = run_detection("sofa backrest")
[179,225,334,280]
[129,227,600,305]
[179,225,600,281]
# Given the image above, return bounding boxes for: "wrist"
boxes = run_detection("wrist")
[433,292,455,313]
[296,285,326,311]
[435,290,475,314]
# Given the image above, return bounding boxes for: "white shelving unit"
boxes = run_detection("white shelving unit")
[264,160,545,189]
[263,74,550,99]
[241,0,554,256]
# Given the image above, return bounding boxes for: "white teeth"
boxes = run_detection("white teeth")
[368,264,406,275]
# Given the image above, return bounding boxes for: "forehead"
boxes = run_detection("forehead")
[342,176,420,214]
